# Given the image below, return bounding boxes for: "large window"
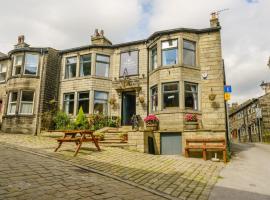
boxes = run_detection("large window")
[151,85,158,112]
[120,51,138,76]
[19,91,34,114]
[80,54,91,76]
[24,54,39,75]
[94,91,108,115]
[78,92,89,114]
[163,82,179,108]
[7,92,18,115]
[96,54,110,77]
[13,55,23,75]
[0,64,7,82]
[185,82,198,110]
[183,40,196,66]
[65,57,77,79]
[162,40,178,66]
[63,93,74,114]
[151,47,157,70]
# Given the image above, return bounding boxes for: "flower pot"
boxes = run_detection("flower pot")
[146,124,158,131]
[184,122,198,130]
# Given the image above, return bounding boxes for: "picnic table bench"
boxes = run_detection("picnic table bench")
[185,138,226,163]
[51,130,101,156]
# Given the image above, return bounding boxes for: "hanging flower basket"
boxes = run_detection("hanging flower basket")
[144,114,159,131]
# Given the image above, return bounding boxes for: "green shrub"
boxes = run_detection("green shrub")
[88,115,120,131]
[53,111,70,130]
[74,107,89,130]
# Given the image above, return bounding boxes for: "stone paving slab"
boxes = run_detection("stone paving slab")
[0,132,225,200]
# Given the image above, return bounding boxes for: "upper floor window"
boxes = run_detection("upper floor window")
[96,54,109,77]
[63,93,74,115]
[78,91,89,114]
[183,40,196,66]
[120,51,138,76]
[162,39,178,66]
[94,91,108,115]
[163,82,179,108]
[151,85,158,112]
[13,55,23,75]
[80,54,91,77]
[65,57,77,79]
[0,64,7,82]
[151,47,157,70]
[7,92,18,115]
[24,54,39,75]
[19,91,34,114]
[185,82,198,110]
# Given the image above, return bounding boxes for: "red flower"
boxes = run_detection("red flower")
[185,114,197,122]
[144,114,159,124]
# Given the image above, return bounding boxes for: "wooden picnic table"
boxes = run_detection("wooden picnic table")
[53,130,101,156]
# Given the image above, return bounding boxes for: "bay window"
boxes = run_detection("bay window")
[183,40,196,66]
[185,82,198,110]
[19,91,34,114]
[94,91,108,115]
[95,54,109,77]
[13,55,23,75]
[151,85,158,112]
[163,82,179,108]
[0,64,7,82]
[80,54,91,76]
[7,92,18,115]
[151,47,157,70]
[162,40,178,66]
[24,54,39,75]
[65,57,77,79]
[120,51,138,76]
[63,93,74,114]
[78,92,89,114]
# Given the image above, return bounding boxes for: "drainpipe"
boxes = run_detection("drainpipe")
[146,43,149,116]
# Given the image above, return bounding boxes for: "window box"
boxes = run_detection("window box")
[184,121,198,130]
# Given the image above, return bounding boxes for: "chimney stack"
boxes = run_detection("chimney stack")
[260,81,270,94]
[210,12,220,28]
[91,29,112,46]
[14,35,29,49]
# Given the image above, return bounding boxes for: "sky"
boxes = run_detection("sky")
[0,0,269,103]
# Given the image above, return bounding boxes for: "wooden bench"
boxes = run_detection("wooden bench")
[185,138,226,163]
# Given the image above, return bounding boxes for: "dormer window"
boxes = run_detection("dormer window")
[13,55,23,75]
[24,54,39,75]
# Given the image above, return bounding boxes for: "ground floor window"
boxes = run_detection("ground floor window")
[19,91,34,114]
[94,91,108,115]
[162,82,179,108]
[151,85,158,112]
[7,92,18,115]
[184,82,198,110]
[78,92,90,114]
[63,93,74,114]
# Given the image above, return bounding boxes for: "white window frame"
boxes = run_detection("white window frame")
[0,63,7,82]
[13,54,23,76]
[65,56,77,79]
[7,92,18,115]
[23,53,39,76]
[19,90,35,115]
[63,93,75,115]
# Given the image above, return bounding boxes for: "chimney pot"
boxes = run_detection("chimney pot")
[100,30,104,36]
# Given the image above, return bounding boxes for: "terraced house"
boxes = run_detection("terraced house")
[0,14,226,155]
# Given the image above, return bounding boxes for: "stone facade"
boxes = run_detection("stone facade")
[0,15,226,154]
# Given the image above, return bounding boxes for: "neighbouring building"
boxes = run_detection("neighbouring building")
[229,82,270,143]
[0,14,226,155]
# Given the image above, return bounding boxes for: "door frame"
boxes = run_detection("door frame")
[121,90,136,126]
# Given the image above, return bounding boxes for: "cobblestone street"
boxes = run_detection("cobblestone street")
[0,133,224,200]
[0,145,166,200]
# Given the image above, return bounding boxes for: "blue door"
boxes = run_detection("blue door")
[161,133,182,155]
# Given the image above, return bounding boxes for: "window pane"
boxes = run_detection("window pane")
[8,103,16,114]
[0,73,6,81]
[79,92,89,99]
[64,93,74,114]
[151,86,158,111]
[11,92,18,102]
[163,92,179,108]
[96,55,110,62]
[21,91,34,101]
[65,57,77,78]
[20,103,33,114]
[183,49,195,66]
[80,54,91,76]
[64,94,74,101]
[96,62,109,77]
[162,40,178,49]
[78,92,89,114]
[95,91,108,100]
[164,83,178,92]
[162,49,178,66]
[14,55,23,66]
[0,64,7,73]
[120,51,138,76]
[151,48,157,70]
[184,40,195,50]
[185,83,198,110]
[66,57,77,64]
[25,54,39,75]
[94,91,108,115]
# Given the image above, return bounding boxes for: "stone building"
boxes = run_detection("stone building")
[0,36,60,134]
[0,14,226,155]
[229,82,270,143]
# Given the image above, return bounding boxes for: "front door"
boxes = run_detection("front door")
[122,91,136,125]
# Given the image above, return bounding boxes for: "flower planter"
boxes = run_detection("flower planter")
[146,124,158,131]
[184,122,198,130]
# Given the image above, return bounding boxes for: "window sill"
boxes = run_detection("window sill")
[150,108,201,115]
[62,75,111,82]
[149,64,200,75]
[3,114,36,118]
[7,75,40,81]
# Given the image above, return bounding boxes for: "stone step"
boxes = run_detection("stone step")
[99,140,127,144]
[103,138,121,141]
[99,143,134,149]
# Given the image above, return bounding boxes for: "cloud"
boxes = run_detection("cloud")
[0,0,269,104]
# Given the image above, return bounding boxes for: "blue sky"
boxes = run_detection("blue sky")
[0,0,269,103]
